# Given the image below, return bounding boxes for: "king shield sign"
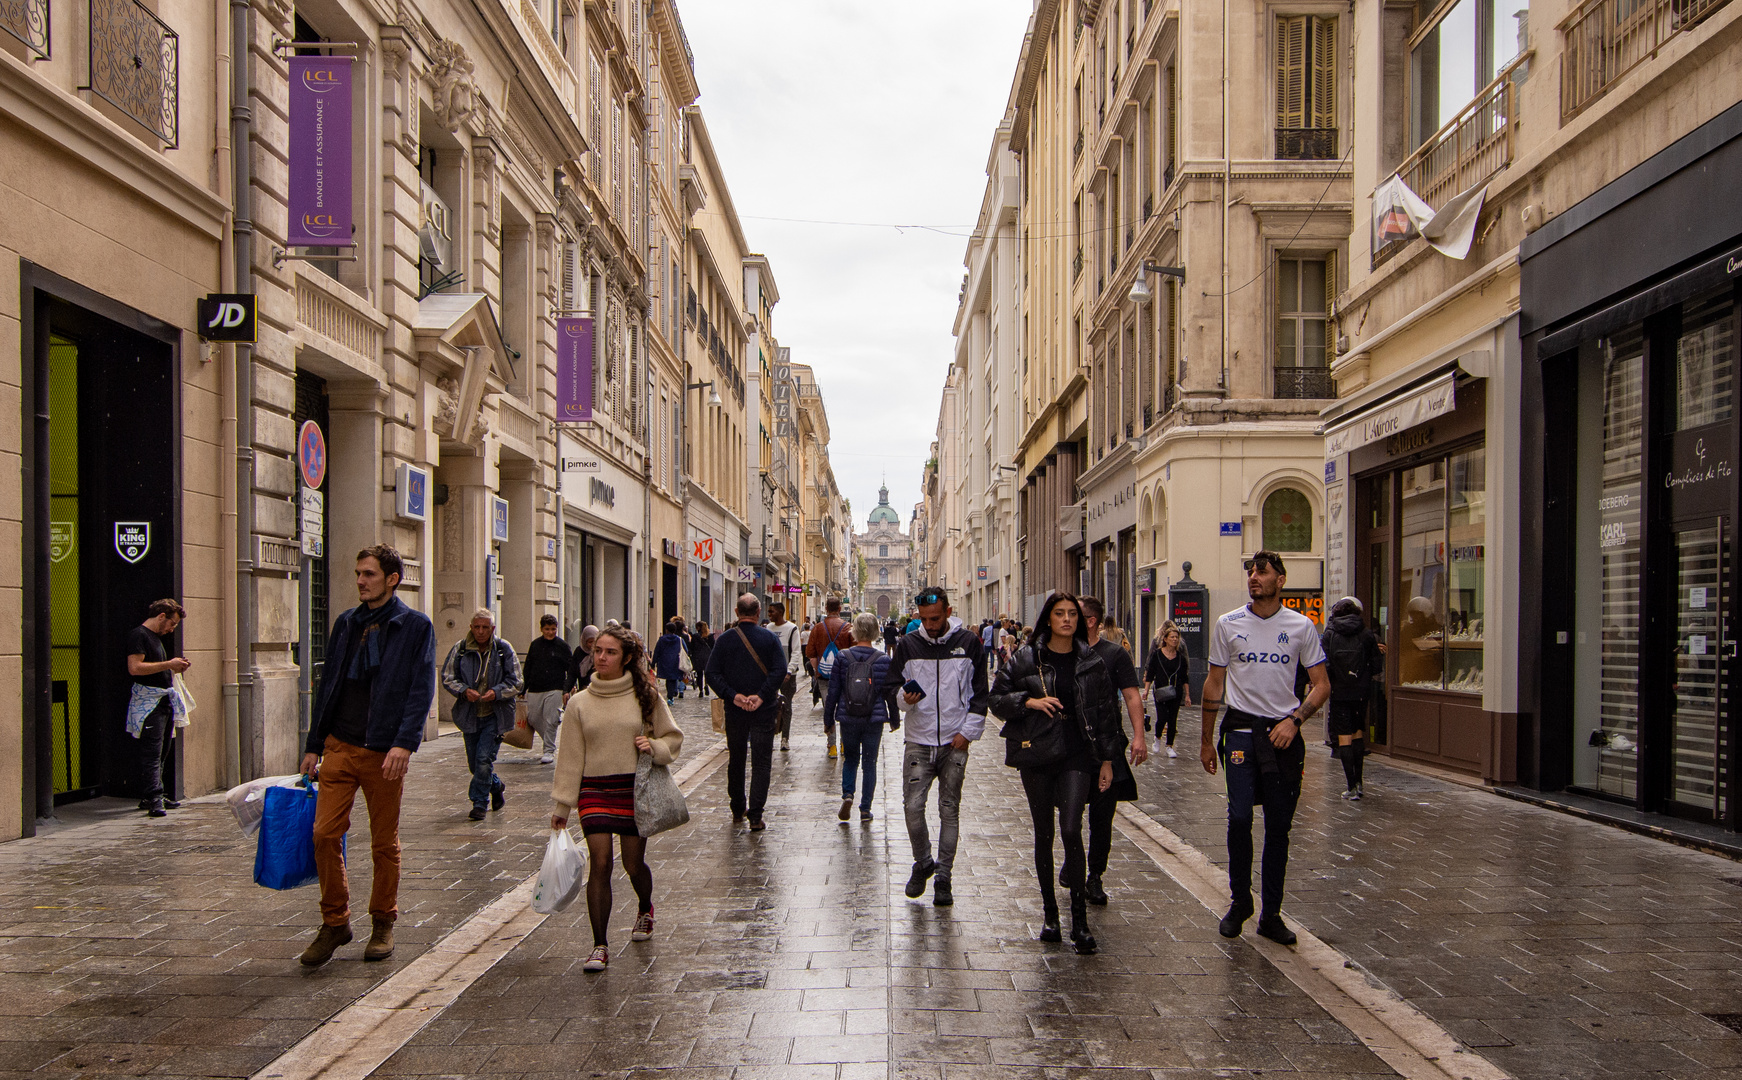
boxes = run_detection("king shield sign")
[115,522,151,565]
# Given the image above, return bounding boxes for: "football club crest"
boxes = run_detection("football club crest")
[115,522,150,564]
[1229,749,1246,765]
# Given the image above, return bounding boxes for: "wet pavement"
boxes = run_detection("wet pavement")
[4,684,1742,1079]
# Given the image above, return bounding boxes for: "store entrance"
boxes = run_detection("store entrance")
[1667,519,1732,821]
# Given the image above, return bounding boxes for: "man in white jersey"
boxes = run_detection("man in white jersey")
[1199,550,1331,946]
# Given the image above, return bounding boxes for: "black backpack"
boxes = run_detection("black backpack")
[1322,630,1369,690]
[843,653,878,718]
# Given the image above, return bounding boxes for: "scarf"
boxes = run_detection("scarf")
[345,600,395,682]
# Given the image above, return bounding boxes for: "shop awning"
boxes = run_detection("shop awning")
[1322,372,1456,458]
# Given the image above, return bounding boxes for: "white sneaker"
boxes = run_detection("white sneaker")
[1166,746,1178,758]
[540,753,554,764]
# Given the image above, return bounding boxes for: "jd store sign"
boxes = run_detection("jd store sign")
[114,522,151,565]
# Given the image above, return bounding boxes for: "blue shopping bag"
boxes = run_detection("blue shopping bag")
[253,782,336,890]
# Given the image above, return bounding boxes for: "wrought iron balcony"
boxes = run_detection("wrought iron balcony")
[1074,129,1084,161]
[1072,246,1083,281]
[1163,162,1175,190]
[0,0,49,58]
[85,0,178,145]
[1273,367,1336,399]
[1275,127,1337,160]
[1561,0,1725,119]
[1142,193,1152,221]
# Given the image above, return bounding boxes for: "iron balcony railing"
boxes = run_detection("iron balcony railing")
[85,0,178,145]
[1275,127,1338,160]
[1142,193,1153,221]
[0,0,49,58]
[1398,55,1524,210]
[1072,246,1083,281]
[1561,0,1728,119]
[1273,367,1336,399]
[1074,128,1084,161]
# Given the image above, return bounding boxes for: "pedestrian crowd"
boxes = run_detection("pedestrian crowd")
[128,541,1381,971]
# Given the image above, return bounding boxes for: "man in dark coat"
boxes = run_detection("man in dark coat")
[704,594,787,829]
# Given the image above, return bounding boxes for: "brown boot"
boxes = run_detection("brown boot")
[299,923,353,966]
[363,916,394,961]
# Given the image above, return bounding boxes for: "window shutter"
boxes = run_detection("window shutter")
[1275,16,1307,131]
[1165,66,1178,169]
[588,55,602,176]
[560,240,575,312]
[1166,280,1178,390]
[1323,249,1338,354]
[1311,17,1337,129]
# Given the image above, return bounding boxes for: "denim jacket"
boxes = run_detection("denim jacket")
[442,636,521,734]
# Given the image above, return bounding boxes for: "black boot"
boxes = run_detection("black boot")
[1039,893,1062,943]
[1069,888,1097,955]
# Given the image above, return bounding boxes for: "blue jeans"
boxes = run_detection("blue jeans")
[839,720,885,810]
[462,724,506,809]
[1222,728,1305,917]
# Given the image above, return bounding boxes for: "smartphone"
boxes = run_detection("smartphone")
[903,679,926,698]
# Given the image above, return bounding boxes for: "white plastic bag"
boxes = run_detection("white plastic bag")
[531,827,584,914]
[226,775,304,836]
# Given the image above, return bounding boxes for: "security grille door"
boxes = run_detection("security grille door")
[1671,521,1730,818]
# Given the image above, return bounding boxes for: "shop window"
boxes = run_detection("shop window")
[1398,461,1447,689]
[1445,447,1486,693]
[1262,487,1313,551]
[1572,326,1645,797]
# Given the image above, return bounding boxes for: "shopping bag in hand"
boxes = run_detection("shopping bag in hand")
[532,827,583,913]
[225,774,303,836]
[503,702,536,750]
[254,783,335,890]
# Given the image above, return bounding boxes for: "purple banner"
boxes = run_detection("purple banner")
[288,56,353,248]
[556,317,594,423]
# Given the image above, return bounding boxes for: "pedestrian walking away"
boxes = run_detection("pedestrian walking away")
[704,594,787,829]
[883,618,900,654]
[1199,550,1330,947]
[805,597,855,752]
[298,544,437,966]
[652,621,688,703]
[550,626,683,972]
[125,599,192,816]
[1144,620,1192,757]
[1079,596,1147,905]
[1320,596,1384,800]
[886,586,988,909]
[442,609,521,821]
[989,591,1123,954]
[767,602,805,752]
[522,614,572,764]
[688,623,715,698]
[825,612,901,822]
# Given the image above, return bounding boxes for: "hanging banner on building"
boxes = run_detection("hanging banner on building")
[287,56,354,248]
[556,317,594,422]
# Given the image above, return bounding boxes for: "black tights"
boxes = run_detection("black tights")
[1020,767,1094,917]
[585,832,652,947]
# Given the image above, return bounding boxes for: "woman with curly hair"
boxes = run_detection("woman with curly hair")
[550,626,683,972]
[989,591,1124,954]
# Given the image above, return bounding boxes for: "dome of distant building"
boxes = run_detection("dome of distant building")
[868,484,900,526]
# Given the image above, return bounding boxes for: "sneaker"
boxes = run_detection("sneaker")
[540,753,555,764]
[1218,903,1254,939]
[828,746,838,759]
[838,799,852,822]
[630,910,654,941]
[1350,788,1363,802]
[1166,746,1178,759]
[299,922,353,967]
[780,740,790,752]
[583,945,608,972]
[1341,788,1356,800]
[468,806,486,821]
[491,789,506,811]
[860,809,873,822]
[905,859,937,899]
[933,876,954,907]
[1256,915,1297,946]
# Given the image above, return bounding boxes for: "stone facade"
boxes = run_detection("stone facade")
[856,486,911,621]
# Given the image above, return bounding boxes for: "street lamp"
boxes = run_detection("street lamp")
[1127,260,1187,305]
[687,379,721,407]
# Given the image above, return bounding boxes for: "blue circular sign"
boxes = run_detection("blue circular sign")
[298,420,327,489]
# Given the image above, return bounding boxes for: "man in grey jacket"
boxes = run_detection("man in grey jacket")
[442,608,520,821]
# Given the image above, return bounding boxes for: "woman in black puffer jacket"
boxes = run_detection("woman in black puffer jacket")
[989,590,1124,954]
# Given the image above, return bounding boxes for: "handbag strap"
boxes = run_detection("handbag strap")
[735,626,769,675]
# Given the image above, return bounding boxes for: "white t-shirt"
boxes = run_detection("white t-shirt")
[1206,604,1327,720]
[772,621,804,675]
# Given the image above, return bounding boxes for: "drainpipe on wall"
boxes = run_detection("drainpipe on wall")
[231,0,260,780]
[216,0,241,787]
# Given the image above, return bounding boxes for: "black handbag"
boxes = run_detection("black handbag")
[1154,685,1179,704]
[1002,665,1068,769]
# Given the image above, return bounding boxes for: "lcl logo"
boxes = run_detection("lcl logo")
[197,294,257,343]
[301,66,342,92]
[301,213,345,236]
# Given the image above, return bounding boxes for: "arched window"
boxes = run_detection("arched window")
[1262,487,1312,551]
[879,568,889,585]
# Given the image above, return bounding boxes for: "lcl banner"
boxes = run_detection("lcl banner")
[288,56,353,247]
[556,317,594,423]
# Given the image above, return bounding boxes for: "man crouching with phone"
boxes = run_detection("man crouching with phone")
[884,587,988,909]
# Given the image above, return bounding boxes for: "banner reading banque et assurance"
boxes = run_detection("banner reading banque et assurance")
[288,56,353,248]
[556,317,594,423]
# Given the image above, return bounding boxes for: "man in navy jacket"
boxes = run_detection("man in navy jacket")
[298,544,437,967]
[704,593,787,829]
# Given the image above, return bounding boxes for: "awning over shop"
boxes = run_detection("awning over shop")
[1322,372,1456,459]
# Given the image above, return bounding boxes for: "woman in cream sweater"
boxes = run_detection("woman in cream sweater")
[550,626,683,972]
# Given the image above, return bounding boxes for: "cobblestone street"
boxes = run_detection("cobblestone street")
[6,691,1742,1079]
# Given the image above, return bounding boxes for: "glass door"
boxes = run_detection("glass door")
[1669,520,1730,819]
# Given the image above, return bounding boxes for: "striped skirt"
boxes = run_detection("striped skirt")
[578,773,637,836]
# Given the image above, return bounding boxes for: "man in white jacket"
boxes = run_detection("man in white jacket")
[884,587,988,908]
[768,602,805,752]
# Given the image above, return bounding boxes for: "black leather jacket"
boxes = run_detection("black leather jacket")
[988,641,1125,763]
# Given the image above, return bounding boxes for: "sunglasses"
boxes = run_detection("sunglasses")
[914,590,944,606]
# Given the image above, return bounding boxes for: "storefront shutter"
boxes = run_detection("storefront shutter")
[1276,16,1308,131]
[1311,17,1337,130]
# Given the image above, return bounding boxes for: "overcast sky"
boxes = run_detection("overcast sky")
[679,1,1033,535]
